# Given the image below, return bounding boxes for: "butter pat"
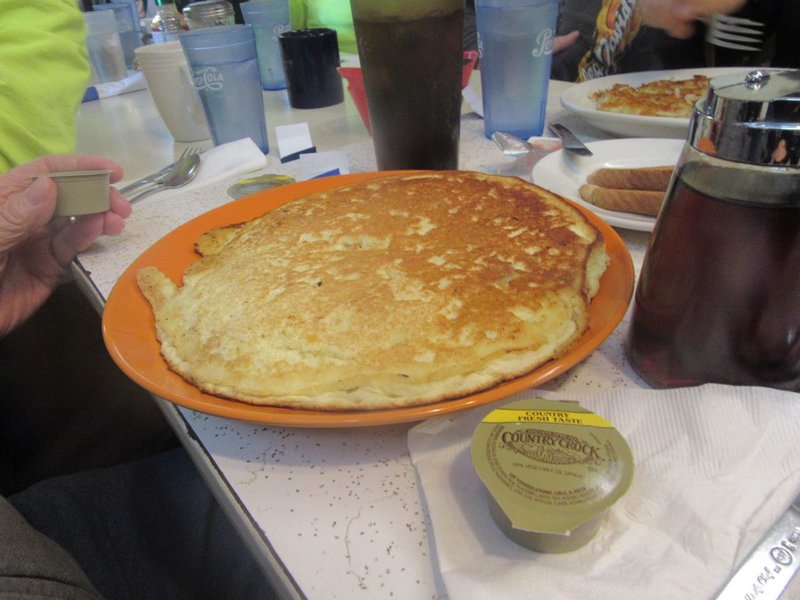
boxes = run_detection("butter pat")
[33,170,112,217]
[471,398,634,553]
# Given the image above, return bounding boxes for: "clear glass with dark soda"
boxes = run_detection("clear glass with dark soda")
[350,0,464,170]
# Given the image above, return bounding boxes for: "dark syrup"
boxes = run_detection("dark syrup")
[627,165,800,391]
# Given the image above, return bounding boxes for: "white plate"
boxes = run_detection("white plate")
[532,138,684,232]
[560,67,746,138]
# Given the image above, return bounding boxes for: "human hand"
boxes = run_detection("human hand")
[638,0,748,38]
[0,155,131,336]
[554,30,580,54]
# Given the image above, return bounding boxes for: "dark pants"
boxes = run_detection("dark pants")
[4,448,275,600]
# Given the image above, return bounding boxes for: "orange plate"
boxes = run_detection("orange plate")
[102,172,634,428]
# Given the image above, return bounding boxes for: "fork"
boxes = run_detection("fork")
[705,14,765,53]
[119,146,200,195]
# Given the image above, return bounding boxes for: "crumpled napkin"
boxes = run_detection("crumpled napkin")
[407,384,800,600]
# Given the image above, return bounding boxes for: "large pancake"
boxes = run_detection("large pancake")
[137,171,608,411]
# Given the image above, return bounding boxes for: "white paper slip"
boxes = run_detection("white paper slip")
[299,151,350,180]
[276,122,316,163]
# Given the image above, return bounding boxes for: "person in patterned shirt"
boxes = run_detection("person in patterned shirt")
[573,0,748,80]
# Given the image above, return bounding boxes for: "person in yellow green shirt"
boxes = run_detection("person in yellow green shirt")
[289,0,483,55]
[0,5,277,598]
[290,0,357,53]
[0,0,92,173]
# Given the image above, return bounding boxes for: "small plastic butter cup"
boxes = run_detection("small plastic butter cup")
[33,170,112,217]
[471,398,634,553]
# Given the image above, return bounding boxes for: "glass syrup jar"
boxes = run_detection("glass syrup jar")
[627,69,800,391]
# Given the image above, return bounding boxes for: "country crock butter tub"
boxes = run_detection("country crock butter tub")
[471,398,634,553]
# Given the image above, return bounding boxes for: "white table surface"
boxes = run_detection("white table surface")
[74,75,659,599]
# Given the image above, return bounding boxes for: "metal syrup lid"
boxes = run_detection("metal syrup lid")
[689,68,800,167]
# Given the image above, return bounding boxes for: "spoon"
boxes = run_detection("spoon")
[491,131,536,156]
[126,152,201,203]
[119,146,199,195]
[491,131,562,157]
[490,131,563,178]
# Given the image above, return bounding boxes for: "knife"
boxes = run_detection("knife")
[549,123,593,157]
[713,492,800,600]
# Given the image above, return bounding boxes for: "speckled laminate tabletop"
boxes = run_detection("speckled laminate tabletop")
[76,81,653,599]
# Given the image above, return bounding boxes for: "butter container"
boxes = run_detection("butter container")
[471,398,634,553]
[33,170,112,217]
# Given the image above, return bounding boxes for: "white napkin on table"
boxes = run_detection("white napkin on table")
[407,384,800,600]
[120,137,268,195]
[182,137,268,190]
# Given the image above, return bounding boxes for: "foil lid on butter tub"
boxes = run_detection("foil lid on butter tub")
[471,398,634,553]
[227,174,296,199]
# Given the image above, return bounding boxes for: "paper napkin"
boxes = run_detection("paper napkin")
[123,137,268,196]
[186,138,268,189]
[407,384,800,600]
[119,137,268,213]
[83,71,147,102]
[120,137,268,195]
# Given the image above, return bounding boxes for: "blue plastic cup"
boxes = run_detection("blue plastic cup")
[475,0,558,139]
[179,25,269,153]
[240,0,290,91]
[93,0,142,68]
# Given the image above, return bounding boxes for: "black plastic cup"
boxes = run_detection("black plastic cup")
[278,28,344,109]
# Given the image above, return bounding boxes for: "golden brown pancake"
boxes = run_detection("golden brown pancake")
[137,171,608,411]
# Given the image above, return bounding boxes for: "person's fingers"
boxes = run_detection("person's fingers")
[666,20,697,38]
[554,30,580,54]
[50,214,106,268]
[0,176,56,254]
[638,0,699,38]
[109,186,132,219]
[101,211,127,237]
[48,193,129,267]
[0,156,122,193]
[671,0,701,37]
[40,154,124,183]
[695,0,748,18]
